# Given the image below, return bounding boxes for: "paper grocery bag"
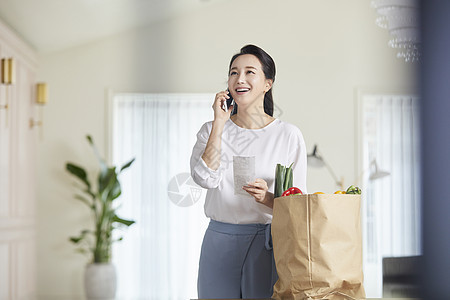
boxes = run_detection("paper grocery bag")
[271,194,366,300]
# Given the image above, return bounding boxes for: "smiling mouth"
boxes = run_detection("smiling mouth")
[236,88,250,93]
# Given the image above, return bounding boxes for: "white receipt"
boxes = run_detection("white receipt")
[233,156,256,196]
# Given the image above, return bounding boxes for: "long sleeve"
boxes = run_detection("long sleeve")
[190,122,223,189]
[288,127,308,195]
[190,118,307,224]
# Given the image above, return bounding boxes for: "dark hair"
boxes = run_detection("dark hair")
[228,44,276,116]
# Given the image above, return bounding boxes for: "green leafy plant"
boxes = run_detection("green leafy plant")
[66,135,135,263]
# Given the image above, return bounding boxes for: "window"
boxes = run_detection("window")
[109,93,213,299]
[359,93,422,297]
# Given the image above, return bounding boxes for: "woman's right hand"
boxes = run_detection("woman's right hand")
[212,90,234,123]
[202,90,233,171]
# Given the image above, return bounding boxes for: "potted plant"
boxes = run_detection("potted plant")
[66,135,135,299]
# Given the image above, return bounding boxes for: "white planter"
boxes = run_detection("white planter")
[84,263,117,300]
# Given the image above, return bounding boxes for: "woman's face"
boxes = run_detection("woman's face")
[228,54,272,110]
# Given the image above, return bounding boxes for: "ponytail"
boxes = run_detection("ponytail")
[264,90,274,116]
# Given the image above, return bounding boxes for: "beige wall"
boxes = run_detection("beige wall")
[36,0,418,298]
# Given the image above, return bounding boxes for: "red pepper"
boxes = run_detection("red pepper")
[281,187,303,196]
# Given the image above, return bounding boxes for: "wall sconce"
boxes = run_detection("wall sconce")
[369,159,390,180]
[354,158,390,186]
[0,58,7,84]
[1,58,15,127]
[36,82,48,105]
[307,144,345,190]
[1,57,15,84]
[30,83,48,129]
[308,144,391,190]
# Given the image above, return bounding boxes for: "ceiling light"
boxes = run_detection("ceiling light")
[371,0,421,62]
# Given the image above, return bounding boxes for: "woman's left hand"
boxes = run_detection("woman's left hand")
[243,179,274,208]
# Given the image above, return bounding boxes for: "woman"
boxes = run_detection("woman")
[190,44,307,299]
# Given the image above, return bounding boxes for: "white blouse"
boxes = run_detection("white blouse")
[190,118,307,224]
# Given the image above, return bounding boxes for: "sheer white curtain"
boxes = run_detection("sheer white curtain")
[110,93,213,299]
[360,94,421,297]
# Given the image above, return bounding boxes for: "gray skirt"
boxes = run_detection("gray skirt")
[197,219,278,299]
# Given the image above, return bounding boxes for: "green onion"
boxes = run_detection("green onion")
[274,163,294,198]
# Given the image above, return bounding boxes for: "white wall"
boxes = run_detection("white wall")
[36,0,418,298]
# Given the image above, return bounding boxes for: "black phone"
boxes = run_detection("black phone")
[222,89,234,112]
[226,89,235,109]
[226,93,234,109]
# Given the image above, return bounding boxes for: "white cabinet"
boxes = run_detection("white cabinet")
[0,18,38,300]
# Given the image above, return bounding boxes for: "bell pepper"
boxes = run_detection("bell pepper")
[281,187,303,196]
[334,190,346,194]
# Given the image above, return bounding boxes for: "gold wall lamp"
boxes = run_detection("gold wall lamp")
[1,58,15,127]
[30,82,48,130]
[1,57,15,85]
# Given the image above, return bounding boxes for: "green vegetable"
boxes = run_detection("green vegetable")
[284,163,293,192]
[275,163,294,198]
[346,185,362,195]
[274,164,285,198]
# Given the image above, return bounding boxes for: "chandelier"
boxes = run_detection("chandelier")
[371,0,421,62]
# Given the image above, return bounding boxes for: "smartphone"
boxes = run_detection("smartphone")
[222,89,234,112]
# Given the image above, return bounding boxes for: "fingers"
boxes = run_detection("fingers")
[213,90,232,117]
[243,178,268,203]
[215,90,230,105]
[244,178,268,190]
[242,186,265,203]
[242,186,260,194]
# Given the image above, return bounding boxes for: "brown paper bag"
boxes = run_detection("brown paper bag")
[271,194,366,300]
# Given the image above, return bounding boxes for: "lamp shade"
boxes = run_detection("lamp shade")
[7,58,15,84]
[1,58,8,84]
[369,170,390,180]
[307,145,325,168]
[369,159,390,180]
[36,83,48,104]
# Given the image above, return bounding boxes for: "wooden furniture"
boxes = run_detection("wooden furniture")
[0,18,38,299]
